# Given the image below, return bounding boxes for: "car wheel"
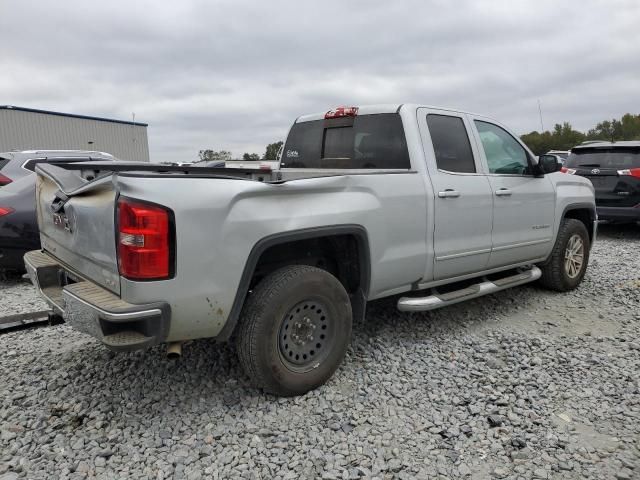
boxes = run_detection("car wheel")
[539,218,590,292]
[237,265,352,396]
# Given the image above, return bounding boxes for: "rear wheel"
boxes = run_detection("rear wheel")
[539,218,590,291]
[237,265,352,396]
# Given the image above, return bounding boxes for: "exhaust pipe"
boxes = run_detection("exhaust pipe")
[167,342,183,359]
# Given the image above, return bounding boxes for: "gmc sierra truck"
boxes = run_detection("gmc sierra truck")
[25,104,596,396]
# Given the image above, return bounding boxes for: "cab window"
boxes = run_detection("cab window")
[282,113,410,169]
[427,114,476,173]
[475,121,530,175]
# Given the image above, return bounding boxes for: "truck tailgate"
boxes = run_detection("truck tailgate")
[35,164,121,294]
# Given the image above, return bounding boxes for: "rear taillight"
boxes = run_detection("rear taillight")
[117,197,173,280]
[325,106,358,119]
[617,168,640,178]
[0,173,12,186]
[560,167,576,174]
[0,207,14,216]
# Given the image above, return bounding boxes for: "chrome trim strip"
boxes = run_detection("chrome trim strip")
[492,238,550,252]
[436,248,492,261]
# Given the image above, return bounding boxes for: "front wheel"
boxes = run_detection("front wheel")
[236,265,352,396]
[539,218,590,292]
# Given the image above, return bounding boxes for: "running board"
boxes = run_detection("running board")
[397,266,542,312]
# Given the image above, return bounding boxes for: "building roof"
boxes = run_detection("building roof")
[0,105,148,127]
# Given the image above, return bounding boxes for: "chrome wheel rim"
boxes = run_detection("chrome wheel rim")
[278,300,334,373]
[564,234,584,279]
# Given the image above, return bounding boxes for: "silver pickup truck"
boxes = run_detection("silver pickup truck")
[25,104,596,396]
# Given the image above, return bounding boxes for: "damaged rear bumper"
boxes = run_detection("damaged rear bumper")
[24,249,170,352]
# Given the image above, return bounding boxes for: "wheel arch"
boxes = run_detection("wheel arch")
[561,203,596,244]
[216,225,371,341]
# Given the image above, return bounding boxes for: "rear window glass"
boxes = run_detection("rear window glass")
[565,148,640,169]
[0,158,9,170]
[282,113,410,169]
[427,114,476,173]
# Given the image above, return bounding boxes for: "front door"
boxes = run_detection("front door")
[470,118,556,268]
[418,109,494,280]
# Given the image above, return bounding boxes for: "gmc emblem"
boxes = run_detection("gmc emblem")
[52,213,72,232]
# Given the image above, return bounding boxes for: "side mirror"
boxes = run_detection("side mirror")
[538,154,559,174]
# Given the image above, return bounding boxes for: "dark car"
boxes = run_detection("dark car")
[562,141,640,223]
[0,150,116,270]
[0,175,39,269]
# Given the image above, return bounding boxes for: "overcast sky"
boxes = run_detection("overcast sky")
[2,0,639,162]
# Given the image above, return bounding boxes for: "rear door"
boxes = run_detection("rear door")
[418,109,493,280]
[470,118,556,268]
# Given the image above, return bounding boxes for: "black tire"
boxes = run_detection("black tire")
[236,265,352,396]
[539,218,590,292]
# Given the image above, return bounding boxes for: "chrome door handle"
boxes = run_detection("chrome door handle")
[495,188,512,196]
[438,189,460,198]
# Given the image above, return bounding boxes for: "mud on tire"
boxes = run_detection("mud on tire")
[236,265,352,396]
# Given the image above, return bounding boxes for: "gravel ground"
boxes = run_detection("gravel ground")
[1,223,638,480]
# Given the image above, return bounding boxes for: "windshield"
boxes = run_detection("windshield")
[565,148,640,169]
[282,113,410,169]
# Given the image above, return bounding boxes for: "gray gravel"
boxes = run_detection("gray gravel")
[1,223,639,479]
[0,273,48,316]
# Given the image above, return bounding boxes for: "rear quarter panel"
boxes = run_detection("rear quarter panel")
[117,172,428,341]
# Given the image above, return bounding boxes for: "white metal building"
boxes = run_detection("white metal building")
[0,106,149,162]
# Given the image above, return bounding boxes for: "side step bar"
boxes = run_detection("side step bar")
[397,266,542,312]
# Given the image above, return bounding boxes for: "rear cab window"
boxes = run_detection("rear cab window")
[281,113,411,169]
[566,148,640,169]
[426,114,476,173]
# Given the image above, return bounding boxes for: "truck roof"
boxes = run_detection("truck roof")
[295,104,481,123]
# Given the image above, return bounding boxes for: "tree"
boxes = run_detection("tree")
[586,114,640,142]
[264,141,283,160]
[242,153,261,161]
[198,150,232,162]
[521,122,585,155]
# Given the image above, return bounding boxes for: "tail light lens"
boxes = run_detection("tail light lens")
[0,207,14,216]
[0,173,12,186]
[117,197,173,280]
[560,167,576,174]
[617,168,640,178]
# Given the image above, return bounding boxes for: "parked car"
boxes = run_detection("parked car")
[0,150,116,270]
[25,104,595,396]
[546,150,569,164]
[0,150,114,187]
[559,141,640,223]
[544,153,567,166]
